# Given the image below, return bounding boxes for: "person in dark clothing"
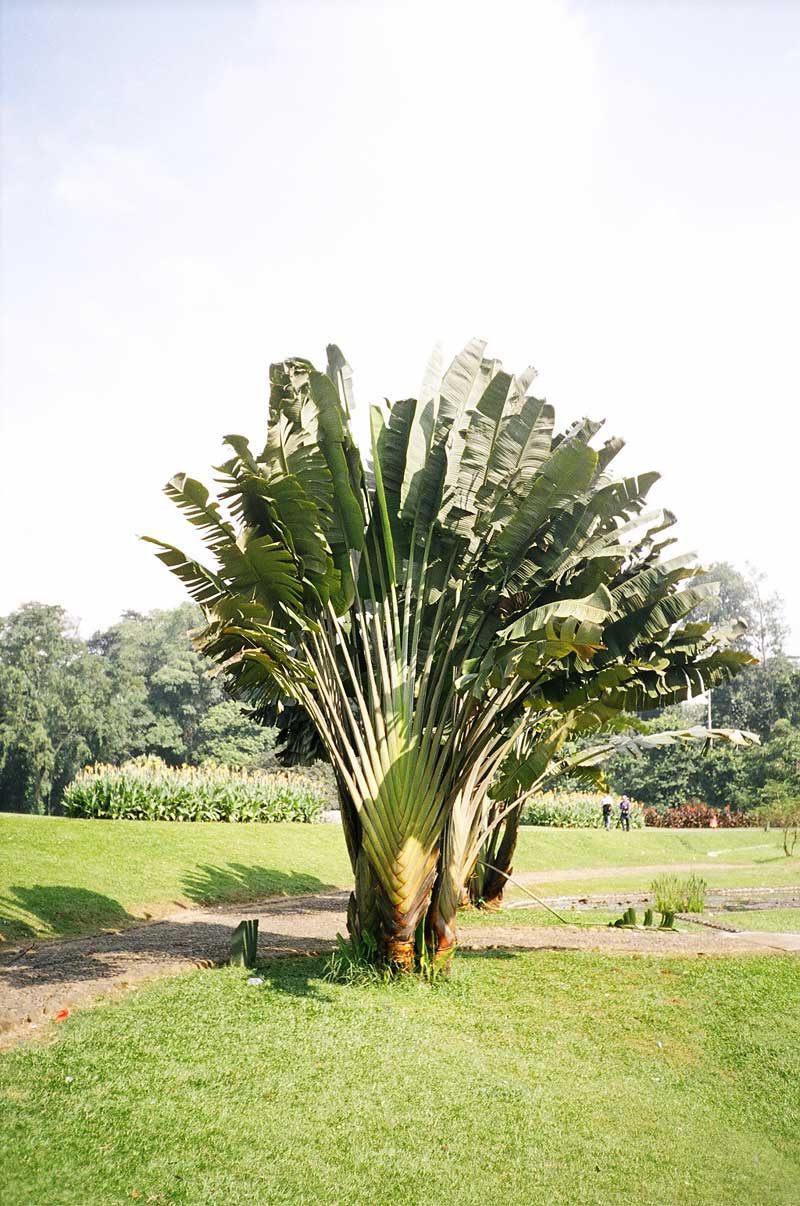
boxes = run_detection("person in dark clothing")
[619,795,632,832]
[601,792,613,830]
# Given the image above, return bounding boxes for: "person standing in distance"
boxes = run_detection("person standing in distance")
[601,792,613,830]
[619,794,632,832]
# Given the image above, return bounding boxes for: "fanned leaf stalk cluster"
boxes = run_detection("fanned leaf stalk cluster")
[470,723,759,908]
[147,340,756,969]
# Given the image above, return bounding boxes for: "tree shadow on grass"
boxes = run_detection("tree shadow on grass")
[0,885,137,944]
[0,873,349,1001]
[182,863,343,909]
[248,945,521,1003]
[246,952,335,1001]
[460,948,517,960]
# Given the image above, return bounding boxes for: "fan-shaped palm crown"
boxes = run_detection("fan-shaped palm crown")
[147,340,754,967]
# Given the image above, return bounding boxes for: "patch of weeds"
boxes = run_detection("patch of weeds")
[322,933,394,986]
[322,928,452,986]
[651,873,707,914]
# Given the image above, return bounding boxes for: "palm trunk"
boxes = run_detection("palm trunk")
[470,802,521,909]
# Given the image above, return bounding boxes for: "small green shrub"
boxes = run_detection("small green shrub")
[62,757,326,823]
[650,873,707,914]
[756,799,800,856]
[519,790,644,828]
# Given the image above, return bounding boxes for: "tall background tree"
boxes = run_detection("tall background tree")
[607,562,800,809]
[0,603,277,814]
[0,605,115,813]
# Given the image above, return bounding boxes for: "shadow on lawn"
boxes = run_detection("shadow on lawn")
[251,953,335,1000]
[0,885,137,943]
[246,945,521,1003]
[0,873,350,999]
[182,863,340,907]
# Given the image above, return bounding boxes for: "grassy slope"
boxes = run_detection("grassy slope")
[2,952,798,1206]
[513,826,783,869]
[2,815,797,943]
[0,815,352,942]
[508,827,800,897]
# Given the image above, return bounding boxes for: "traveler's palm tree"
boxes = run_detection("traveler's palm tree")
[147,340,754,967]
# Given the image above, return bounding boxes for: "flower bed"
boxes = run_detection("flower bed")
[62,757,328,823]
[643,802,752,828]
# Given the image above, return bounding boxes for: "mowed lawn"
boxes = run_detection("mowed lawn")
[465,905,800,932]
[2,951,799,1206]
[0,814,352,943]
[509,826,800,898]
[2,814,798,942]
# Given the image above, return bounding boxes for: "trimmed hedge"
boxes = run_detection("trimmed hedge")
[63,758,326,823]
[519,790,645,829]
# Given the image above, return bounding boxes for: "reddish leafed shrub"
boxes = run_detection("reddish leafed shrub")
[643,802,753,828]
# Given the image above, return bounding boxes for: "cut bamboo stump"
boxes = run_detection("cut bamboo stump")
[229,919,259,968]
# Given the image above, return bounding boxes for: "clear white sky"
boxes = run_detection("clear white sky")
[2,0,799,645]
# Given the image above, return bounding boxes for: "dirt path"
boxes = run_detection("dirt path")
[2,890,798,1050]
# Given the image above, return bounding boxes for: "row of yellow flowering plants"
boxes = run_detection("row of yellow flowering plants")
[62,757,328,823]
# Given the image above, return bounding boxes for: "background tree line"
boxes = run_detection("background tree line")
[0,603,276,814]
[1,562,798,816]
[606,563,800,810]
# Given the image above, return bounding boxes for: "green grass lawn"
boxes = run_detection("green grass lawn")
[703,909,800,933]
[2,814,797,944]
[0,814,352,943]
[509,827,800,897]
[507,863,800,900]
[464,905,621,927]
[512,825,786,870]
[2,951,798,1206]
[465,905,800,934]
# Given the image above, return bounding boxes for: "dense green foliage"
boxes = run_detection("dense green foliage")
[0,605,116,814]
[608,712,800,812]
[2,954,799,1205]
[62,757,326,824]
[0,603,277,814]
[607,563,800,811]
[519,789,644,828]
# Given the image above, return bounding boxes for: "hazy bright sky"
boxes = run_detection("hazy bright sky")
[2,0,799,645]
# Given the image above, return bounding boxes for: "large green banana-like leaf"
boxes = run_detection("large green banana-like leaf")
[547,725,760,787]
